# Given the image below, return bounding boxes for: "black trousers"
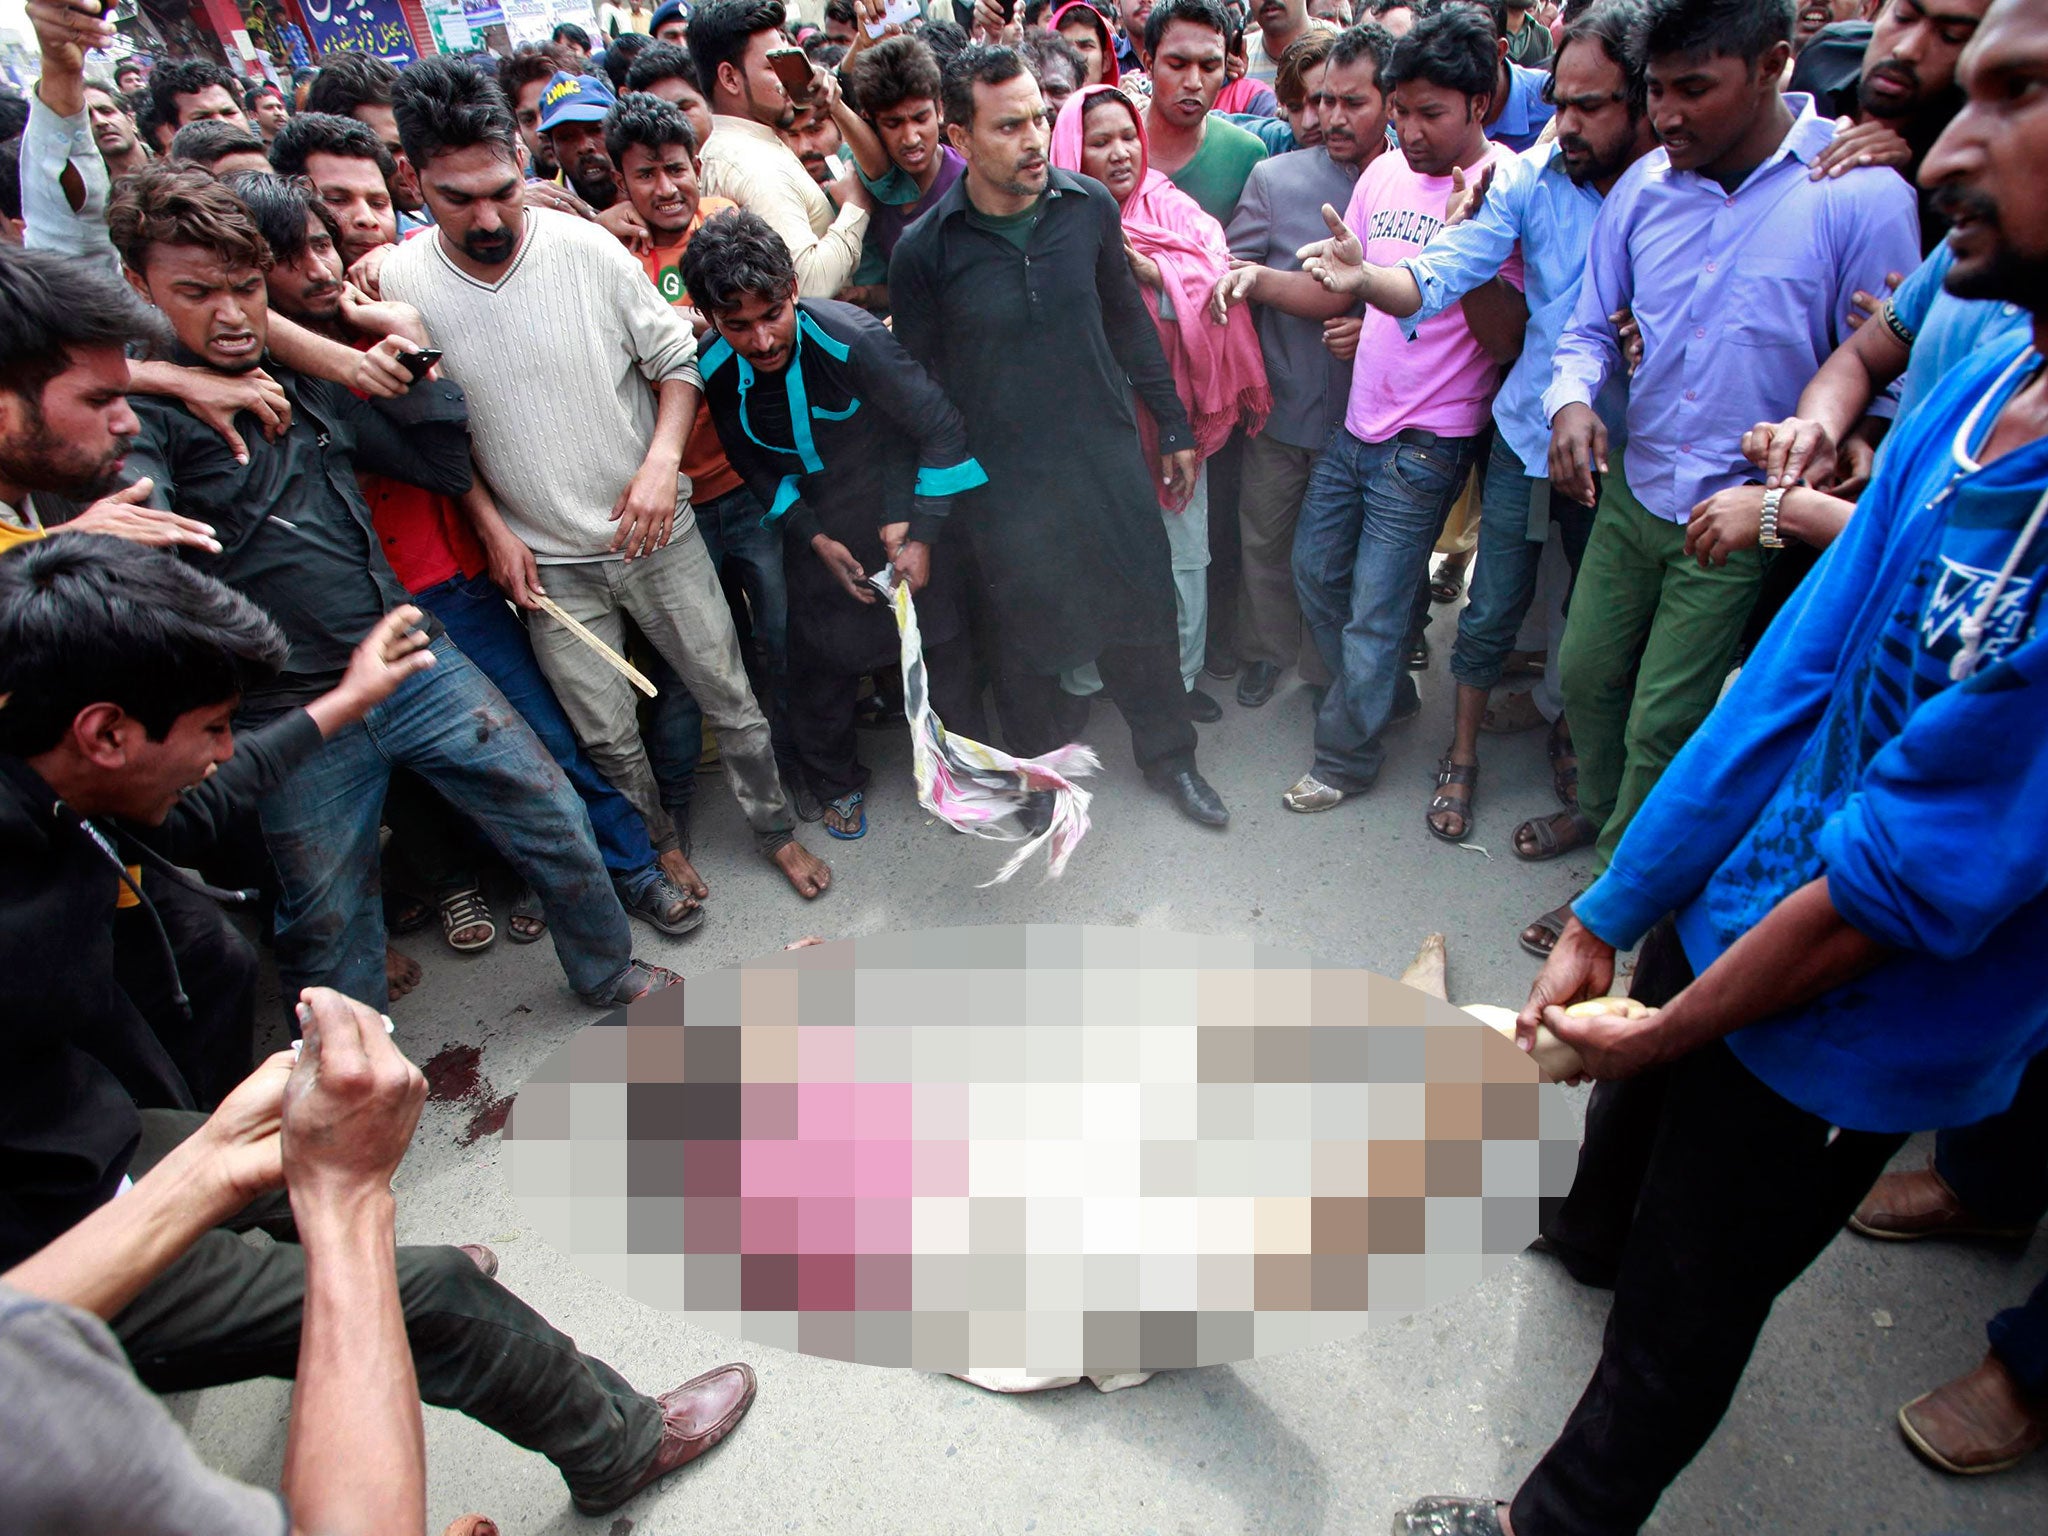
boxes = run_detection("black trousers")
[1204,428,1246,659]
[993,639,1196,776]
[112,872,261,1111]
[1515,922,1907,1535]
[111,1110,666,1507]
[789,633,983,801]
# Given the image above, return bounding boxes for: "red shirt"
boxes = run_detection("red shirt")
[348,335,488,594]
[638,196,745,505]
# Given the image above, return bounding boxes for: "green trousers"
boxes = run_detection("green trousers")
[1558,473,1765,874]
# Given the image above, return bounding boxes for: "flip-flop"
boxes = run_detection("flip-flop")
[824,790,867,840]
[505,884,547,944]
[1514,809,1597,861]
[1519,899,1579,960]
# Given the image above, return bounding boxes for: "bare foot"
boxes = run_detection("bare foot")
[659,846,710,900]
[386,946,422,1000]
[773,840,832,899]
[784,935,827,949]
[440,1518,499,1536]
[1398,933,1448,1000]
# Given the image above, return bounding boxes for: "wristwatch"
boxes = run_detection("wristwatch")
[1758,486,1787,549]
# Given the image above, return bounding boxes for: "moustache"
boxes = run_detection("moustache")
[1866,56,1919,91]
[1556,133,1590,157]
[1931,183,1999,227]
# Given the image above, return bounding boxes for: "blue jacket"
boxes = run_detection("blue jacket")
[1575,338,2048,1132]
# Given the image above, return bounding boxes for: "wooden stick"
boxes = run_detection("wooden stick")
[532,594,658,698]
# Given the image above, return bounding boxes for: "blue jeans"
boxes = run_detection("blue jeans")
[642,484,796,830]
[1294,426,1481,789]
[414,571,658,883]
[257,636,633,1007]
[1451,433,1550,692]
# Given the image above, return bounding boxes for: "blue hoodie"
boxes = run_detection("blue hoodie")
[1574,336,2048,1133]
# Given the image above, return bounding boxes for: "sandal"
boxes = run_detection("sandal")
[618,868,706,937]
[1426,754,1479,843]
[437,887,497,952]
[824,790,867,840]
[1429,553,1469,606]
[505,884,547,944]
[1547,717,1580,808]
[1480,690,1545,734]
[1513,809,1597,861]
[1503,648,1546,677]
[1519,897,1581,960]
[385,892,433,935]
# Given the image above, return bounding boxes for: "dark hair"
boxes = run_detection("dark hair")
[1323,20,1394,86]
[0,537,287,754]
[845,35,942,118]
[1638,0,1791,67]
[304,52,399,119]
[244,80,286,110]
[1550,0,1647,116]
[806,39,849,65]
[147,59,240,128]
[0,136,18,224]
[1020,29,1088,90]
[1143,0,1229,63]
[824,0,858,23]
[1024,0,1056,24]
[686,0,790,98]
[680,206,797,314]
[268,111,396,180]
[553,20,593,49]
[920,19,970,66]
[1383,3,1498,99]
[391,57,522,170]
[940,42,1029,127]
[1453,0,1509,40]
[604,90,699,163]
[0,246,169,404]
[167,118,269,168]
[1367,0,1417,14]
[626,40,703,94]
[500,41,567,104]
[108,162,272,274]
[602,32,656,88]
[224,171,339,266]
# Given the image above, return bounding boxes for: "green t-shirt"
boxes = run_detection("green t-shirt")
[1163,116,1268,227]
[966,193,1047,253]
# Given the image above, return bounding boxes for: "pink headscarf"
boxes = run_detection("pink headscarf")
[1048,1,1121,87]
[1049,85,1270,497]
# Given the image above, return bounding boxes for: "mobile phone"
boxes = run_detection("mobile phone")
[398,347,442,381]
[768,46,815,103]
[998,0,1016,21]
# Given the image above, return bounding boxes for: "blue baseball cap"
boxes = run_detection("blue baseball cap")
[537,69,617,133]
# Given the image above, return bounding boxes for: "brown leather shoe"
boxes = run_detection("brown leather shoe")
[1849,1164,2036,1242]
[571,1363,758,1515]
[456,1244,498,1278]
[1899,1354,2048,1475]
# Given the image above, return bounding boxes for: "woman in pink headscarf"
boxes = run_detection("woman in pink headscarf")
[1049,83,1269,714]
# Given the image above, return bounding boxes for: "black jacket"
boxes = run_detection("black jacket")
[0,710,322,1266]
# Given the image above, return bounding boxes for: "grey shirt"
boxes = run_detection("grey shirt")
[1225,146,1364,452]
[0,1282,288,1534]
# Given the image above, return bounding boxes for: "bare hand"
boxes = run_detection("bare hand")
[479,518,546,609]
[134,366,291,464]
[813,533,876,602]
[1322,314,1362,361]
[26,0,113,73]
[186,1049,296,1210]
[885,522,930,593]
[1548,402,1607,507]
[351,335,417,399]
[345,243,394,301]
[609,460,679,559]
[1812,117,1913,181]
[522,179,597,220]
[1831,432,1876,499]
[595,199,652,255]
[59,481,222,552]
[1209,264,1260,324]
[1517,914,1615,1053]
[1544,1001,1674,1081]
[337,286,431,348]
[1161,448,1199,512]
[1297,203,1366,294]
[1684,483,1765,568]
[281,988,427,1209]
[1741,414,1837,491]
[1125,240,1162,291]
[331,606,436,719]
[1610,306,1643,376]
[1444,160,1494,228]
[1843,272,1903,332]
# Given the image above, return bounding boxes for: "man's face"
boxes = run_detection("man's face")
[1646,46,1786,173]
[1378,4,1416,37]
[514,77,562,176]
[304,151,397,266]
[875,95,942,178]
[1861,0,1989,120]
[210,149,276,178]
[730,30,799,130]
[1150,20,1228,128]
[1255,0,1308,38]
[352,102,424,213]
[619,139,702,235]
[1059,19,1108,84]
[949,72,1051,200]
[85,89,139,159]
[1038,59,1083,119]
[116,65,146,95]
[1390,76,1482,176]
[0,346,139,500]
[132,245,270,373]
[781,104,845,183]
[250,90,290,140]
[825,14,860,45]
[1921,0,2048,306]
[1551,36,1643,185]
[1117,0,1153,47]
[1797,0,1864,46]
[656,16,689,41]
[268,210,345,323]
[1318,54,1389,165]
[709,282,801,372]
[420,143,528,268]
[1287,60,1329,147]
[643,74,718,151]
[173,84,247,131]
[544,118,618,200]
[100,700,240,827]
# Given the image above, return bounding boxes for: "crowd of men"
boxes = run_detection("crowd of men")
[2,0,2044,1529]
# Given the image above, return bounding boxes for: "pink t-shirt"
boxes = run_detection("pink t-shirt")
[1343,141,1524,444]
